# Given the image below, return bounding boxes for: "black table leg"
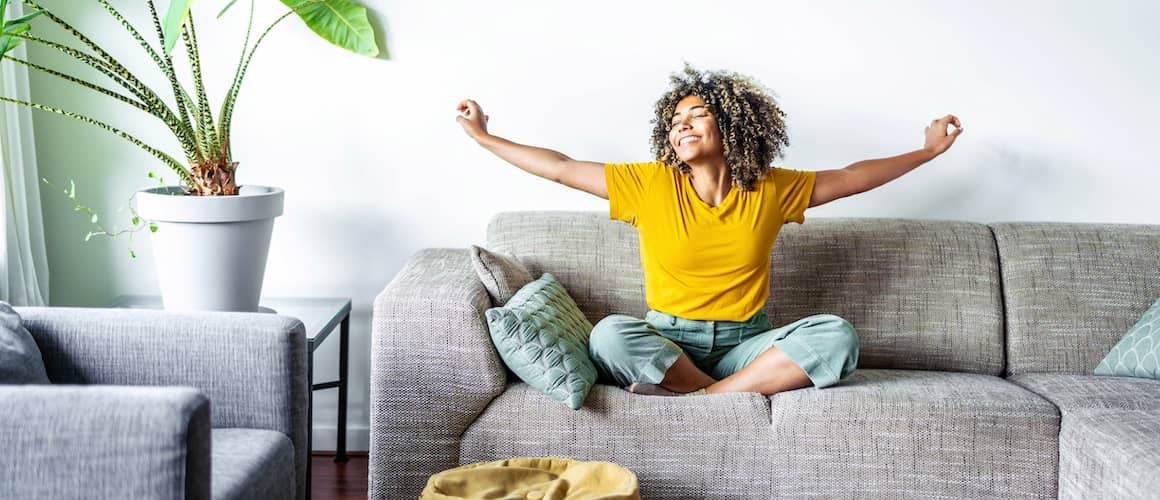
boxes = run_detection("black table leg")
[306,343,314,498]
[335,314,349,462]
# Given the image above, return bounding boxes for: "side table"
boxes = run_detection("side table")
[109,295,352,496]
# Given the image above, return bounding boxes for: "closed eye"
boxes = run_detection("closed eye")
[670,113,709,127]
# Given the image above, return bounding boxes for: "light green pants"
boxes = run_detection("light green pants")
[588,310,859,389]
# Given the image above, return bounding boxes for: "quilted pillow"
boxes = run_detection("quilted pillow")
[470,245,534,307]
[1,301,50,384]
[485,273,596,410]
[1095,295,1160,380]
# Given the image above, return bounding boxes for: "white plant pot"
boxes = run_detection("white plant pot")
[135,185,284,312]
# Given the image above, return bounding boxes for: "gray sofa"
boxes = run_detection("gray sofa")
[0,307,309,500]
[370,211,1160,499]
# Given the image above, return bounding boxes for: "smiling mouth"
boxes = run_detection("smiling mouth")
[678,136,700,146]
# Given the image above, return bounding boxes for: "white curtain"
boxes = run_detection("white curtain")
[0,1,49,306]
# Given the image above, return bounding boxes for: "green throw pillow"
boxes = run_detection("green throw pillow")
[485,273,596,410]
[1095,296,1160,380]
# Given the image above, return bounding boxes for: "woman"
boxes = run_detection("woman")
[455,65,963,397]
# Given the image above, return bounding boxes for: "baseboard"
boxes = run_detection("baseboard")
[311,425,370,453]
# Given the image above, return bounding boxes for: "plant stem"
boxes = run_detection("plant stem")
[17,34,141,99]
[3,56,153,115]
[145,0,202,163]
[219,9,293,159]
[20,0,182,132]
[14,33,198,164]
[95,0,199,162]
[219,0,255,161]
[0,96,193,185]
[181,16,219,160]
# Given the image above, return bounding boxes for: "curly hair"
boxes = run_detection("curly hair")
[650,64,790,191]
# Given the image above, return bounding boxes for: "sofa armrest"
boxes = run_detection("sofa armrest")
[0,385,211,500]
[370,248,507,499]
[16,307,309,500]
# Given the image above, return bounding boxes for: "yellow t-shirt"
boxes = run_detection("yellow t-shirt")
[605,162,816,321]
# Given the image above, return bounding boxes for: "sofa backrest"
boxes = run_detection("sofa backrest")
[992,222,1160,376]
[487,211,1005,375]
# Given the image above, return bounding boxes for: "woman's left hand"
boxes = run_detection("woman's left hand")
[923,114,963,157]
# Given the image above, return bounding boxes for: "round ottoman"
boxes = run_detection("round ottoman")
[420,457,640,500]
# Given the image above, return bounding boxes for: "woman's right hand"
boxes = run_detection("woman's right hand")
[456,99,489,141]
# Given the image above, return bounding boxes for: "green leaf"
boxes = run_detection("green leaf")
[84,231,93,242]
[3,9,44,29]
[217,0,240,18]
[162,0,196,55]
[149,224,159,233]
[147,171,155,178]
[280,0,379,57]
[67,179,76,199]
[0,36,17,59]
[132,216,141,225]
[0,20,34,59]
[129,250,137,258]
[90,213,99,223]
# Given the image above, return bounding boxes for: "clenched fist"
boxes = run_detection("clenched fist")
[456,99,490,141]
[923,114,963,156]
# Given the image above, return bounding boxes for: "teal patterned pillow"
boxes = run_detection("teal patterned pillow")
[485,273,596,410]
[1095,296,1160,380]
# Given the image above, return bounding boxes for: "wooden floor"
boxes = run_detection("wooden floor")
[311,453,369,500]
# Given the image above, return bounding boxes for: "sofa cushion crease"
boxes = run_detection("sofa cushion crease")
[460,382,773,499]
[767,369,1059,499]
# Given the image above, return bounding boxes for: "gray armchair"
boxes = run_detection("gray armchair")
[0,307,309,500]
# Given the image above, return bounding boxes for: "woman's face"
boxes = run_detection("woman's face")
[668,94,724,164]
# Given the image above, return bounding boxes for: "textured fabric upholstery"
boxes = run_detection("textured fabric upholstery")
[16,307,309,500]
[212,428,296,500]
[767,369,1059,499]
[371,249,509,499]
[460,383,772,499]
[370,213,1160,499]
[487,211,649,322]
[488,212,1005,375]
[1058,409,1160,499]
[992,222,1160,375]
[458,370,1060,499]
[1009,374,1160,498]
[0,301,48,383]
[0,385,211,500]
[470,244,534,306]
[1008,373,1160,412]
[486,273,596,410]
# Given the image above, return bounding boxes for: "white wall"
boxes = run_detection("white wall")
[27,0,1160,451]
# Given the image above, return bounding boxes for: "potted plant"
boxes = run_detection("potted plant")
[0,0,380,311]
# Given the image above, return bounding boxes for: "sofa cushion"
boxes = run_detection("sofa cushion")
[488,212,1005,375]
[992,222,1160,375]
[485,273,597,410]
[768,369,1059,499]
[460,384,773,499]
[1059,409,1160,499]
[470,245,533,307]
[1007,373,1160,413]
[0,302,49,384]
[1094,295,1160,380]
[488,212,648,322]
[212,428,295,500]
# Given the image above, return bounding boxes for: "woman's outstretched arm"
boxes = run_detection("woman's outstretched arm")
[809,114,964,208]
[457,99,608,199]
